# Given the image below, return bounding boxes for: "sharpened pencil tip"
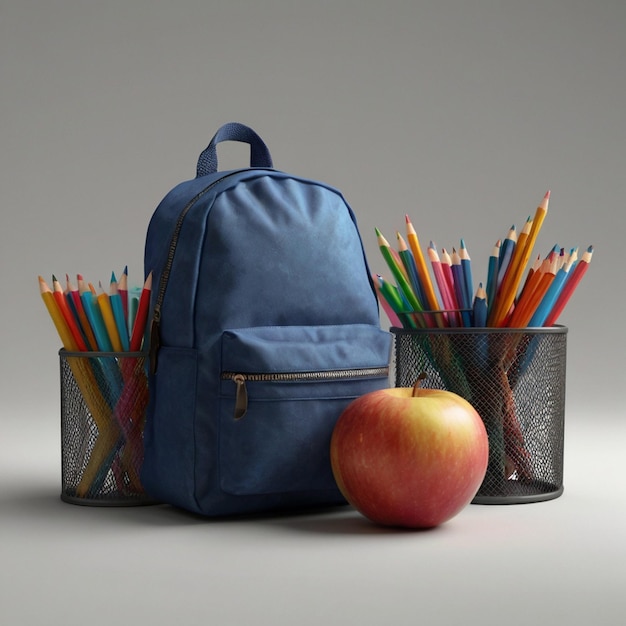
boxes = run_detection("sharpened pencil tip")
[545,190,551,199]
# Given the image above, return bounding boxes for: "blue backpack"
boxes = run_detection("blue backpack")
[141,122,391,516]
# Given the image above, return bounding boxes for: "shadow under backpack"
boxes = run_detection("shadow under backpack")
[141,122,391,517]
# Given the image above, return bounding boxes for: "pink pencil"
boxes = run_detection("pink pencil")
[427,242,457,326]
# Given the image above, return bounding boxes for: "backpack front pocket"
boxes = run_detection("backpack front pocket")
[218,324,391,496]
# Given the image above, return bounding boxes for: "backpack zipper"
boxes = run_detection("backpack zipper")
[149,168,275,375]
[221,367,390,420]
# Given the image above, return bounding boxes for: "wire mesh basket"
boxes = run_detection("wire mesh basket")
[59,350,156,506]
[392,326,567,504]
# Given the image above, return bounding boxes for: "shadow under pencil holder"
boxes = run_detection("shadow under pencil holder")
[391,325,568,504]
[59,349,156,506]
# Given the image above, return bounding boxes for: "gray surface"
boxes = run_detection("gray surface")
[3,413,625,625]
[1,2,624,624]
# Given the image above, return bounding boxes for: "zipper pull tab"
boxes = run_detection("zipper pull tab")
[232,374,248,420]
[149,313,161,375]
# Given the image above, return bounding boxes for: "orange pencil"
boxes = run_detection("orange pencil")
[491,192,550,326]
[507,257,557,327]
[405,215,440,311]
[516,254,542,305]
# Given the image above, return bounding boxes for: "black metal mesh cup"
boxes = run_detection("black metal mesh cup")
[59,350,155,506]
[392,326,568,504]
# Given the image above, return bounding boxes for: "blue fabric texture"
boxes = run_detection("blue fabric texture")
[141,123,391,516]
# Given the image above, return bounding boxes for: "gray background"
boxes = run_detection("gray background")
[1,2,624,625]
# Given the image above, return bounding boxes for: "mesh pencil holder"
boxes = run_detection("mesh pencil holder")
[392,325,568,504]
[59,350,156,506]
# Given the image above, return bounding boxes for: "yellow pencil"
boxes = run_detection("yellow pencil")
[39,276,78,350]
[405,214,440,311]
[97,282,123,352]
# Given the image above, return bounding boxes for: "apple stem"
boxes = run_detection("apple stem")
[412,372,428,397]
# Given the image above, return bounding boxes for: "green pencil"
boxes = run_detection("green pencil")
[376,227,423,313]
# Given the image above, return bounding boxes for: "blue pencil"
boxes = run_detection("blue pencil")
[459,239,474,312]
[497,225,517,288]
[109,272,130,351]
[528,248,577,326]
[81,290,113,352]
[397,233,427,309]
[473,283,488,327]
[486,240,500,319]
[451,249,472,327]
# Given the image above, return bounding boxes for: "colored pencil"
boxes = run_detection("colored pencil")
[507,256,557,328]
[516,254,542,305]
[97,282,123,352]
[528,249,577,327]
[39,276,78,350]
[427,242,458,326]
[491,192,549,326]
[473,283,488,328]
[485,240,500,318]
[497,225,517,289]
[81,289,113,352]
[376,228,423,314]
[451,249,472,327]
[405,215,440,311]
[372,274,404,328]
[543,245,593,326]
[128,291,140,336]
[459,239,474,313]
[66,275,98,350]
[52,275,88,351]
[129,271,153,352]
[118,265,129,323]
[109,273,130,351]
[397,233,426,309]
[441,248,463,326]
[373,274,404,328]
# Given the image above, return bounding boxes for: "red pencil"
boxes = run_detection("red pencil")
[118,265,129,323]
[66,274,98,350]
[129,272,153,352]
[52,275,88,351]
[543,246,593,326]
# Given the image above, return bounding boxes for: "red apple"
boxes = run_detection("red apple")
[330,377,489,528]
